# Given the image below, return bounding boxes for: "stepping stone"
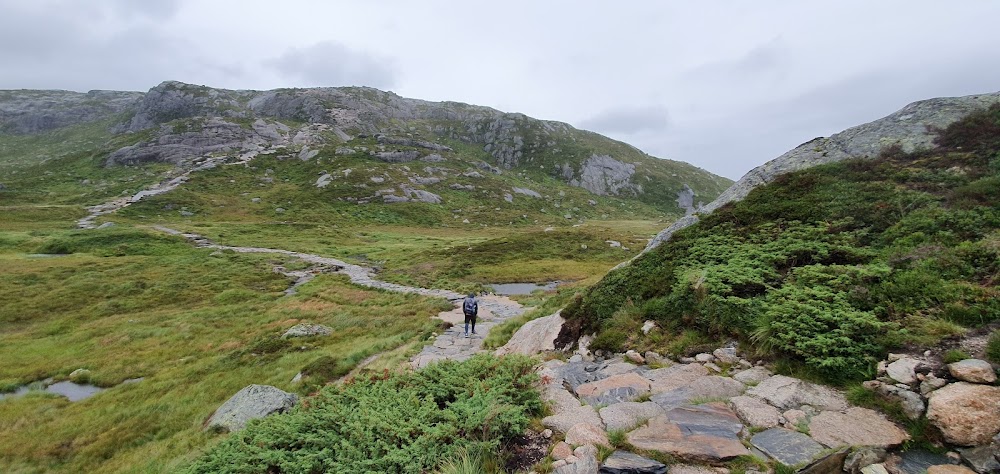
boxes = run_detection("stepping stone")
[543,404,604,434]
[751,428,825,466]
[626,403,749,462]
[747,375,848,411]
[599,401,666,432]
[732,367,772,385]
[565,422,610,447]
[576,373,651,405]
[729,395,782,429]
[601,362,640,377]
[809,407,909,449]
[560,362,609,391]
[645,363,709,394]
[651,376,745,411]
[599,450,667,474]
[890,450,954,474]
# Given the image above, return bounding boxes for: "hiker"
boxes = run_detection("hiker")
[463,292,478,337]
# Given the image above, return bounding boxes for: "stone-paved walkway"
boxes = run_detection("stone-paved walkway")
[151,226,526,368]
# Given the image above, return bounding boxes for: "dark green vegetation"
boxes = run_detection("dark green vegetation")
[186,355,540,474]
[564,105,1000,382]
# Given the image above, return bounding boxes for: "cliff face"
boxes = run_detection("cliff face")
[0,89,142,134]
[643,91,1000,252]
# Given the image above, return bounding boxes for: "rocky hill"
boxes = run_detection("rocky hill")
[559,91,1000,380]
[0,81,731,221]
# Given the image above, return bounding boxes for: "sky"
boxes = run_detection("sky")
[2,1,999,180]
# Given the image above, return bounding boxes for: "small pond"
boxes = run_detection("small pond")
[489,281,559,295]
[0,377,143,402]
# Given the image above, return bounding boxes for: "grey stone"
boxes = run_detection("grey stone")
[712,347,739,364]
[555,444,599,474]
[751,428,826,467]
[543,404,604,434]
[315,173,333,188]
[798,449,849,474]
[808,407,909,449]
[598,401,666,432]
[512,187,542,198]
[892,450,953,474]
[96,222,116,229]
[651,376,745,411]
[495,312,563,356]
[863,380,925,420]
[598,450,667,474]
[282,323,332,338]
[948,359,997,384]
[958,445,1000,473]
[844,447,887,474]
[569,154,640,196]
[886,357,922,385]
[559,363,609,392]
[645,363,710,394]
[746,375,848,411]
[729,395,783,429]
[374,150,421,163]
[733,367,772,385]
[206,384,298,432]
[627,404,748,462]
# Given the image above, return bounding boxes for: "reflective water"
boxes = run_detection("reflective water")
[0,377,143,402]
[489,282,559,295]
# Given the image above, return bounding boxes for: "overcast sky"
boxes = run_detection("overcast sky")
[2,0,999,180]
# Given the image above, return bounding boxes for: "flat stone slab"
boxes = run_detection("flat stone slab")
[947,359,997,384]
[651,376,744,411]
[599,401,666,432]
[747,375,848,411]
[733,366,773,385]
[565,422,610,447]
[645,363,709,394]
[626,403,748,462]
[890,450,954,474]
[751,427,825,466]
[598,450,667,474]
[730,395,782,429]
[559,362,609,391]
[543,404,604,434]
[809,407,909,449]
[576,373,650,405]
[886,357,921,385]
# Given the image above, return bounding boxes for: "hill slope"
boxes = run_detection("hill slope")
[560,94,1000,381]
[0,81,731,224]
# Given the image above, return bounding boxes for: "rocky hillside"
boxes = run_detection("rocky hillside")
[560,93,1000,382]
[0,81,731,221]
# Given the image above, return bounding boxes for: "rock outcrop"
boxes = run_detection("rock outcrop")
[495,312,564,356]
[642,91,1000,254]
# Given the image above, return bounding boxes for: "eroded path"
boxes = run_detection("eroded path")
[150,226,526,367]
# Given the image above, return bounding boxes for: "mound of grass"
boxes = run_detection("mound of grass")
[185,355,541,474]
[563,104,1000,382]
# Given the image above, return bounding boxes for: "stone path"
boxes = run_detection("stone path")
[150,226,526,368]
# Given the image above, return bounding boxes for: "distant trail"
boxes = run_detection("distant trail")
[150,226,526,367]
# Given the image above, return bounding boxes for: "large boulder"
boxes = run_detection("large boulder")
[948,359,997,384]
[926,382,1000,446]
[808,407,909,449]
[495,312,564,356]
[206,384,298,432]
[747,375,848,411]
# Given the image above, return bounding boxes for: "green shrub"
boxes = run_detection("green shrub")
[987,330,1000,364]
[186,355,541,474]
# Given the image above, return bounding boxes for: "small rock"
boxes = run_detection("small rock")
[733,367,773,385]
[551,441,573,460]
[703,362,722,373]
[624,350,645,364]
[863,380,926,420]
[251,197,261,203]
[948,359,997,384]
[782,409,808,428]
[552,459,568,469]
[69,368,91,383]
[542,429,553,438]
[886,357,922,385]
[844,446,887,474]
[97,222,115,229]
[920,373,949,396]
[179,210,194,216]
[644,351,669,367]
[274,207,285,213]
[695,353,715,363]
[861,464,890,474]
[599,401,666,432]
[641,320,657,334]
[565,423,610,447]
[713,347,739,365]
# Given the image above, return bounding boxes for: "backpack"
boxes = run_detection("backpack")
[463,297,477,315]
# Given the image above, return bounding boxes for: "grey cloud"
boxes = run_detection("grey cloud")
[577,105,670,135]
[686,36,788,81]
[264,41,397,89]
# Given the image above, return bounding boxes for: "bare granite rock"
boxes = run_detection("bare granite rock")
[948,359,997,384]
[808,407,909,449]
[495,312,564,356]
[206,384,298,432]
[926,382,1000,446]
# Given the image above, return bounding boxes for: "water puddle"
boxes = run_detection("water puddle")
[0,377,143,402]
[489,281,559,295]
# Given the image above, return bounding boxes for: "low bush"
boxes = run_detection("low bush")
[185,355,541,474]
